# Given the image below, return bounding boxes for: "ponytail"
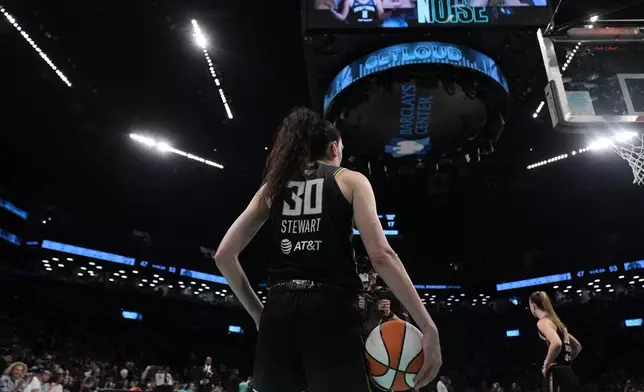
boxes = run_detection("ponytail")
[529,291,567,335]
[261,107,340,205]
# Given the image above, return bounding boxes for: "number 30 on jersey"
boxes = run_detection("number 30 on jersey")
[282,179,324,216]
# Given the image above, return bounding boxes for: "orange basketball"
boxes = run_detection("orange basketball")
[365,320,424,391]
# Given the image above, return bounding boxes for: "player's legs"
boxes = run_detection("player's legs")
[253,291,307,392]
[298,290,372,392]
[551,366,580,392]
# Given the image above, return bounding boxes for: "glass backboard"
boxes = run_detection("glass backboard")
[538,26,644,133]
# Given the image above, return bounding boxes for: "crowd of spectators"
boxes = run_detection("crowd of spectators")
[1,272,642,392]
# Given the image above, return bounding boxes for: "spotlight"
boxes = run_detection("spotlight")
[191,19,208,49]
[589,15,598,22]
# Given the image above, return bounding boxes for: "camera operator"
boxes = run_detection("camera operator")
[359,269,404,337]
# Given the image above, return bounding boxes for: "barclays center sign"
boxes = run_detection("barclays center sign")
[323,41,509,112]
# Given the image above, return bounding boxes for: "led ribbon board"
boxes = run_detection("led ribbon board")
[307,0,550,30]
[324,41,509,112]
[42,240,136,266]
[496,273,572,292]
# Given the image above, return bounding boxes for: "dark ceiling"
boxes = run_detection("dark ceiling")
[2,0,644,287]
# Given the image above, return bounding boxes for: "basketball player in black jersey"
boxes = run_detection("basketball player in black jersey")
[215,107,442,392]
[529,291,582,392]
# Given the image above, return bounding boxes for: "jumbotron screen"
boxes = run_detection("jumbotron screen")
[307,0,550,29]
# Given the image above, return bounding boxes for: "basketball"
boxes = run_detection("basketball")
[365,320,425,391]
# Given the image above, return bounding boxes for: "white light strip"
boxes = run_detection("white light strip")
[526,132,637,170]
[191,20,233,120]
[129,133,224,169]
[1,5,72,87]
[533,42,582,119]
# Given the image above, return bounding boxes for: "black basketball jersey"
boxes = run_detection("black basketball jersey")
[267,162,361,292]
[350,0,378,24]
[538,318,573,365]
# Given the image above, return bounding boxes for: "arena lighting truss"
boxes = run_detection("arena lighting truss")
[191,19,233,120]
[526,131,639,171]
[0,4,72,87]
[129,133,224,169]
[532,40,583,119]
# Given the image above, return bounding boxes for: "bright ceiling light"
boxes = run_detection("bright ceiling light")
[57,264,64,267]
[129,133,223,169]
[191,19,233,120]
[52,258,59,261]
[168,285,173,288]
[1,7,72,87]
[588,137,614,151]
[157,142,171,152]
[96,266,103,270]
[589,15,598,22]
[133,270,138,274]
[67,257,73,261]
[191,20,208,49]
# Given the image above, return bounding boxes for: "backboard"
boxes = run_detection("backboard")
[538,26,644,133]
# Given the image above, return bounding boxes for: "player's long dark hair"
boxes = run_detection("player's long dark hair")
[261,107,340,205]
[530,291,567,336]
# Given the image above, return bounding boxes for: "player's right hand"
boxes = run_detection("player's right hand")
[358,295,366,310]
[413,327,442,391]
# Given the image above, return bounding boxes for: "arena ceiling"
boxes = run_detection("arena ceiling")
[2,0,644,287]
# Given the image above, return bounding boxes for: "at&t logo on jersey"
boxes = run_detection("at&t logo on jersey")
[280,239,322,255]
[280,239,293,255]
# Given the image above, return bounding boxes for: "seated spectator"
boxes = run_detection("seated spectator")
[0,362,27,392]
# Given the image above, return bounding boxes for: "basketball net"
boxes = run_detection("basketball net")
[611,133,644,185]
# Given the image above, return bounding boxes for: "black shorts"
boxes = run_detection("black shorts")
[544,366,579,392]
[253,289,372,392]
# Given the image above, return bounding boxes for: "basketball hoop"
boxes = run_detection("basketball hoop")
[611,133,644,185]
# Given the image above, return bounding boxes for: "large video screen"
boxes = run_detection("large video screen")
[307,0,550,29]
